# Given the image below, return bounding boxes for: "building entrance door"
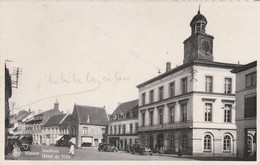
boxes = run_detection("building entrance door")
[124,139,127,151]
[149,136,153,149]
[157,133,164,149]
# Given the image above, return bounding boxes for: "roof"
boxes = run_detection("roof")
[75,105,108,125]
[112,99,138,115]
[190,11,207,26]
[15,110,31,121]
[42,114,66,127]
[231,61,257,73]
[59,114,72,127]
[137,59,241,88]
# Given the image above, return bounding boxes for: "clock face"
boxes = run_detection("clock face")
[202,41,210,52]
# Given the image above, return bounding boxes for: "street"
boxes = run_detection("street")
[9,144,195,161]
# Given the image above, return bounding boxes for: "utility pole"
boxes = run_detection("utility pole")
[12,67,22,88]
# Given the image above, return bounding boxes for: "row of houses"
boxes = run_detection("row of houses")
[10,101,109,148]
[7,9,256,160]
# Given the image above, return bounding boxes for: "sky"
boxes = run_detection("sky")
[1,1,260,115]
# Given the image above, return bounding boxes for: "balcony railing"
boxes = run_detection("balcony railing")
[137,121,192,132]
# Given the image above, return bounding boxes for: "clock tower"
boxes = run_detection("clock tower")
[183,9,214,64]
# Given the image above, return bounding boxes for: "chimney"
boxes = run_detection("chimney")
[38,109,42,114]
[166,62,171,72]
[103,106,106,109]
[54,99,59,111]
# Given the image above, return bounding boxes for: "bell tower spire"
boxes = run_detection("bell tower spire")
[183,8,214,64]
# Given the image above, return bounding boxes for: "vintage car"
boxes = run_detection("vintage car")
[98,143,118,152]
[131,144,153,155]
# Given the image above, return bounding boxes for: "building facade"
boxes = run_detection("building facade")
[25,101,62,144]
[232,61,257,160]
[108,100,139,151]
[136,10,240,156]
[42,114,67,145]
[70,104,108,148]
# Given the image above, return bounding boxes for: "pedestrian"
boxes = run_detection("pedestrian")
[178,146,182,157]
[69,142,75,157]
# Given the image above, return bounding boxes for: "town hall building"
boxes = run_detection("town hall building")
[136,10,241,156]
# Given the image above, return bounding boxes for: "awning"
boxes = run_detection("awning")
[8,128,14,135]
[69,137,76,145]
[82,137,92,143]
[7,135,19,140]
[18,135,25,140]
[55,135,63,141]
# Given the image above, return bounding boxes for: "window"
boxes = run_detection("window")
[169,106,175,123]
[101,128,105,134]
[141,112,145,127]
[246,72,257,88]
[181,135,188,150]
[223,135,231,152]
[159,86,164,101]
[181,77,188,94]
[224,104,232,123]
[224,78,232,94]
[169,135,175,148]
[204,135,211,151]
[149,90,154,103]
[244,95,256,118]
[149,111,153,126]
[135,123,138,132]
[123,125,126,134]
[142,93,146,105]
[118,125,121,134]
[130,124,133,134]
[181,103,187,122]
[135,139,138,144]
[169,82,175,97]
[205,76,213,92]
[159,109,163,124]
[114,125,117,135]
[205,103,212,122]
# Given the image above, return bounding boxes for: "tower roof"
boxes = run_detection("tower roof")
[190,11,207,26]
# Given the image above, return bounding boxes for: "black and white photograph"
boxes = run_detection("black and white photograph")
[2,1,259,163]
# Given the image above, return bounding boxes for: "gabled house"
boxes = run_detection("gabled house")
[9,110,35,135]
[59,114,72,136]
[108,99,139,151]
[42,114,67,145]
[70,104,108,148]
[25,100,62,144]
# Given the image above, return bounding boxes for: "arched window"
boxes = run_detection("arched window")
[169,135,175,149]
[204,135,211,151]
[181,135,188,150]
[223,135,231,152]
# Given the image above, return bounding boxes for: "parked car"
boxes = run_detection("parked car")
[131,144,153,155]
[98,143,118,152]
[98,143,107,151]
